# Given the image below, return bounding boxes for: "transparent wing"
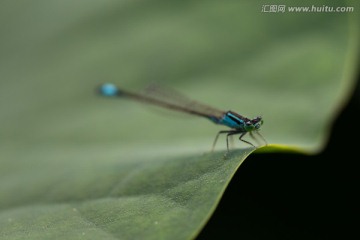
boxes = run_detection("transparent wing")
[142,83,225,119]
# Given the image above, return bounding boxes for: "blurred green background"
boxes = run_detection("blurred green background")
[1,0,358,155]
[0,0,359,239]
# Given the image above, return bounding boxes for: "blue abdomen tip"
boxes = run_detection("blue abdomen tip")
[99,83,118,96]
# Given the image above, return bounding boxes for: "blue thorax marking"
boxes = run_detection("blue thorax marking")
[208,111,247,130]
[221,111,244,128]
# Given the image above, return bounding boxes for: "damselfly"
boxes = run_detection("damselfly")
[98,83,266,151]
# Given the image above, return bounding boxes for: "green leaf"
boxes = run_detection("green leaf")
[1,149,253,239]
[1,0,359,239]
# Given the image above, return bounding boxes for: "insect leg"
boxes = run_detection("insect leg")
[239,132,256,148]
[249,131,261,146]
[211,130,233,152]
[226,131,241,152]
[255,131,268,146]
